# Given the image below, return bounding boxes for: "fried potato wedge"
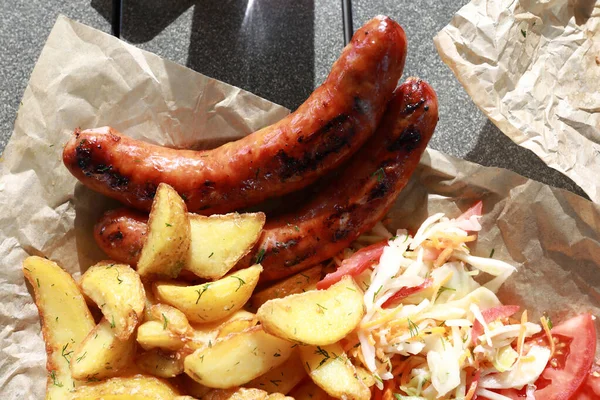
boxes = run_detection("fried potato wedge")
[80,262,145,340]
[257,276,364,345]
[71,375,180,399]
[356,365,376,388]
[154,265,262,323]
[149,304,193,336]
[203,387,292,400]
[216,317,258,339]
[187,212,265,279]
[288,379,333,400]
[299,343,370,400]
[137,321,186,351]
[71,318,136,380]
[136,349,184,378]
[184,326,293,388]
[186,310,256,350]
[23,256,95,399]
[246,349,306,394]
[250,265,322,311]
[137,183,191,279]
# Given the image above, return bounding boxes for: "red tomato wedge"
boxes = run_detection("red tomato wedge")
[456,200,483,232]
[316,240,387,289]
[490,313,597,400]
[381,277,433,308]
[575,365,600,399]
[471,305,520,345]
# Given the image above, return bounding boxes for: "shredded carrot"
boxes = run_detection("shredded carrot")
[391,357,407,375]
[540,316,555,357]
[517,310,528,357]
[465,379,478,400]
[382,379,396,400]
[434,247,454,267]
[372,386,383,400]
[399,357,425,387]
[362,308,404,330]
[424,232,477,251]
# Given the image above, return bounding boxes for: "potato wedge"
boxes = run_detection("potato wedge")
[71,318,136,380]
[186,310,256,350]
[299,343,370,400]
[356,365,376,388]
[216,317,258,339]
[23,256,95,399]
[154,265,262,323]
[149,304,193,336]
[184,326,293,388]
[250,265,322,311]
[136,349,184,378]
[137,183,191,279]
[71,375,179,399]
[80,262,145,340]
[288,379,333,400]
[203,387,291,400]
[137,321,186,351]
[246,349,306,394]
[187,212,265,279]
[257,276,364,345]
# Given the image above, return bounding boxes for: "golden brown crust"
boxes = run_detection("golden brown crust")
[93,208,148,266]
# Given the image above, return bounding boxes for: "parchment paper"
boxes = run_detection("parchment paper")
[1,15,599,398]
[434,0,600,202]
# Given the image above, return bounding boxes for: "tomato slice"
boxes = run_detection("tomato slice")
[381,277,433,308]
[455,200,483,232]
[316,240,387,289]
[574,365,600,399]
[489,313,597,400]
[471,305,520,345]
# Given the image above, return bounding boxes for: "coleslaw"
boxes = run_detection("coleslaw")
[338,203,556,399]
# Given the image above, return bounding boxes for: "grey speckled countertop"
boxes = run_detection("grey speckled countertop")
[0,0,587,198]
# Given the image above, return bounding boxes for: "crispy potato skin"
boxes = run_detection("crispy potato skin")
[92,79,438,282]
[62,16,407,214]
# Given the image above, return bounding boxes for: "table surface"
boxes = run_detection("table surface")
[0,0,587,198]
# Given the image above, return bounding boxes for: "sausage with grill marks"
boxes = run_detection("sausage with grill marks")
[64,16,407,214]
[93,78,439,282]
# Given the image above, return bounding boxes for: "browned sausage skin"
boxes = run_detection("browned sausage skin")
[63,16,407,214]
[244,77,438,280]
[93,208,148,266]
[93,78,438,281]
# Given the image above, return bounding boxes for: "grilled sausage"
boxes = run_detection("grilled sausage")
[94,208,149,266]
[243,77,438,280]
[93,78,438,281]
[64,16,408,214]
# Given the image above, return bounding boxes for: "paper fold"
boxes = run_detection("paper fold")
[435,0,600,202]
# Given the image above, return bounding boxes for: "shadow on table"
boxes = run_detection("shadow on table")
[90,0,316,110]
[465,120,588,199]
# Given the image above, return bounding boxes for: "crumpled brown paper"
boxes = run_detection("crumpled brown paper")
[434,0,600,202]
[1,15,599,398]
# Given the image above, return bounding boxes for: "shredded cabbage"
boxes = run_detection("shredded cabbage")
[348,208,551,398]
